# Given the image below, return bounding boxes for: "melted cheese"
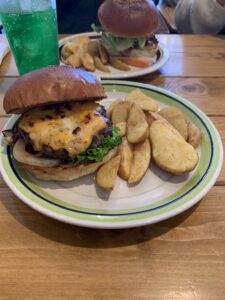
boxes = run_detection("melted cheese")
[19,102,107,158]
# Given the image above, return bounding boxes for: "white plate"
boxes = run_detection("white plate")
[0,81,223,229]
[59,32,169,79]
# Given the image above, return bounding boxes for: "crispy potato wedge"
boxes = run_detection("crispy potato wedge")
[145,111,155,126]
[94,56,110,72]
[118,137,133,180]
[87,40,99,57]
[107,99,122,118]
[127,104,148,144]
[98,43,108,64]
[159,107,188,140]
[63,42,80,54]
[116,122,127,137]
[96,155,121,190]
[109,57,130,71]
[61,45,71,60]
[149,120,198,175]
[64,53,82,68]
[111,102,131,124]
[128,138,151,184]
[125,89,158,112]
[187,123,202,148]
[81,53,95,72]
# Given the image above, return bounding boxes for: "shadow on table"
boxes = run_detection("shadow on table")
[3,194,200,248]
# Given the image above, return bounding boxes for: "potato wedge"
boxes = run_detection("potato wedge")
[98,43,109,64]
[65,53,82,68]
[127,104,148,144]
[87,40,99,57]
[109,57,130,71]
[81,53,95,72]
[96,155,121,190]
[116,122,127,137]
[61,45,71,60]
[94,56,110,72]
[128,138,151,184]
[159,107,188,140]
[63,42,80,54]
[118,137,133,180]
[145,111,155,126]
[125,89,158,112]
[187,123,202,148]
[107,99,122,117]
[149,120,198,175]
[111,102,131,124]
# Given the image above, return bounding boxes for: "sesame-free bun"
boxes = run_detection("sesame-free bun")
[4,66,106,114]
[98,0,159,38]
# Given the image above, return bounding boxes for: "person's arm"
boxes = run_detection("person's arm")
[175,0,225,34]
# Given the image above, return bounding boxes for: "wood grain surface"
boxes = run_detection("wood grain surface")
[0,35,225,300]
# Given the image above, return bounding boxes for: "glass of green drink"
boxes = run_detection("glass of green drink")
[0,0,59,75]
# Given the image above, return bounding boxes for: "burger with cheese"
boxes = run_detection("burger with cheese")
[3,66,121,181]
[96,0,159,67]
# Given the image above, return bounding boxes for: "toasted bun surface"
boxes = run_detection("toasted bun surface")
[4,66,106,114]
[21,148,118,181]
[98,0,159,38]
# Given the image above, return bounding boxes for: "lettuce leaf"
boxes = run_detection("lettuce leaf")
[71,126,121,165]
[91,24,148,54]
[101,32,148,54]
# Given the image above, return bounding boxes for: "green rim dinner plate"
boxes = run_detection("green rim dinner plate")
[0,81,223,229]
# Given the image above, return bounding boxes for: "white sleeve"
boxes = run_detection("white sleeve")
[175,0,225,34]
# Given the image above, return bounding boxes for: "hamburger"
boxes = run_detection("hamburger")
[96,0,159,66]
[3,66,121,181]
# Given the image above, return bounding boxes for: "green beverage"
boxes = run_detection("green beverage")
[0,3,59,75]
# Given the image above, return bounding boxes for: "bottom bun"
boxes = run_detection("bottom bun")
[21,148,118,181]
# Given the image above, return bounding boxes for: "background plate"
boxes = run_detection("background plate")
[0,81,223,229]
[59,32,170,79]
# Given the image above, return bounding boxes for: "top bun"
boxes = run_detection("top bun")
[98,0,159,38]
[4,66,106,114]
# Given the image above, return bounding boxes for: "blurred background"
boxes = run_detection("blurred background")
[0,0,224,35]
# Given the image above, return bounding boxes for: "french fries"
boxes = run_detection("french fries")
[128,138,151,184]
[149,120,198,175]
[96,156,121,190]
[127,104,148,143]
[125,89,158,112]
[118,137,133,180]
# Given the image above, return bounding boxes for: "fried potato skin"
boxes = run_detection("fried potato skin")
[128,138,151,184]
[117,137,133,180]
[159,107,188,140]
[149,120,198,175]
[127,104,148,144]
[96,156,121,190]
[125,89,158,112]
[187,123,202,148]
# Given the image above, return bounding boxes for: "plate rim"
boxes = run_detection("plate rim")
[0,81,223,229]
[58,32,170,79]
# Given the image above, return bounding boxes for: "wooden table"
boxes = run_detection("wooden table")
[0,35,225,299]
